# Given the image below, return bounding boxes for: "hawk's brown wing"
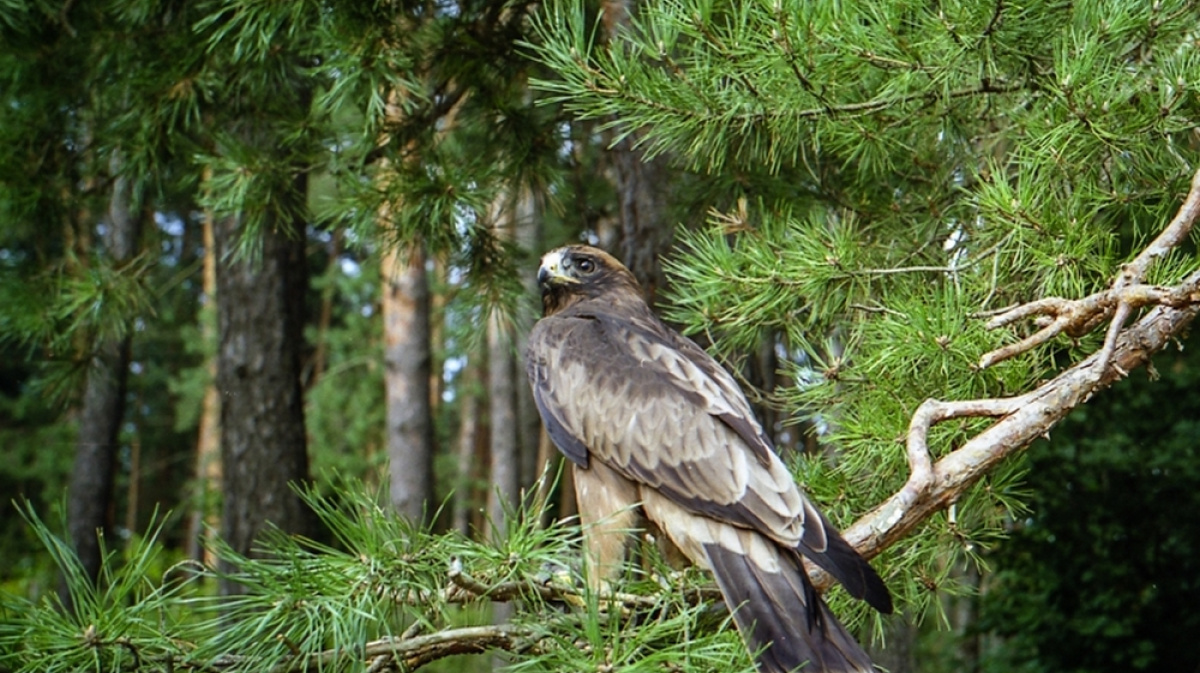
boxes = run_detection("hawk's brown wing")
[526,308,889,610]
[528,311,803,537]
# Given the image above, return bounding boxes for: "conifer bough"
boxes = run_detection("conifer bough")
[822,166,1200,584]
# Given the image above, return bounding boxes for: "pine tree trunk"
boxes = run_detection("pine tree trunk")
[382,244,436,524]
[486,307,519,539]
[485,192,524,539]
[186,213,221,566]
[612,140,671,304]
[308,229,342,390]
[66,337,131,589]
[63,151,141,602]
[868,616,917,673]
[486,299,518,670]
[513,187,543,493]
[470,348,492,535]
[452,349,481,537]
[213,204,315,596]
[602,0,673,305]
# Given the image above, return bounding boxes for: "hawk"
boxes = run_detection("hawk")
[525,245,892,673]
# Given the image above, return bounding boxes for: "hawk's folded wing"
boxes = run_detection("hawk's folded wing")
[527,309,889,611]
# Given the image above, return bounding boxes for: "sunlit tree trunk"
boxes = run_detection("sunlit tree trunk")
[378,77,438,525]
[485,187,538,539]
[186,211,221,567]
[382,243,436,523]
[63,150,142,603]
[214,189,315,596]
[486,279,518,672]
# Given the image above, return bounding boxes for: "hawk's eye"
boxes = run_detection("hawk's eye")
[575,257,596,274]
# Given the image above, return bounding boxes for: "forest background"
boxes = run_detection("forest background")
[2,0,1200,671]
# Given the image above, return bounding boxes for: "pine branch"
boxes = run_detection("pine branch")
[580,71,1027,126]
[445,556,723,610]
[979,167,1200,369]
[818,168,1200,589]
[200,624,539,673]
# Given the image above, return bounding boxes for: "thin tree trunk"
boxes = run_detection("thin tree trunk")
[453,351,481,537]
[612,141,671,304]
[486,193,522,540]
[602,0,673,305]
[867,614,917,673]
[430,254,447,421]
[308,229,343,390]
[123,404,142,536]
[63,150,142,604]
[382,244,436,524]
[214,197,315,596]
[954,562,982,672]
[487,297,518,671]
[470,349,491,536]
[513,187,543,494]
[186,212,221,567]
[486,307,519,538]
[533,430,560,528]
[377,77,438,525]
[66,338,131,590]
[557,461,577,521]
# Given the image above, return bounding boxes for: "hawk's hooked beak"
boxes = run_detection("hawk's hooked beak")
[537,250,581,288]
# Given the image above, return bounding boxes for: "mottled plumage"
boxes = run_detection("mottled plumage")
[525,245,892,673]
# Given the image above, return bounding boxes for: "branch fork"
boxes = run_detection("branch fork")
[819,167,1200,591]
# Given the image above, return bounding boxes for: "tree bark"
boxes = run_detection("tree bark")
[214,205,315,595]
[611,139,672,305]
[382,244,436,524]
[186,212,222,567]
[513,188,544,493]
[452,353,481,537]
[486,307,519,539]
[486,306,518,670]
[602,0,673,306]
[63,150,142,603]
[485,190,531,539]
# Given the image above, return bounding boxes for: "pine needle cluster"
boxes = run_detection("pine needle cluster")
[1,479,752,673]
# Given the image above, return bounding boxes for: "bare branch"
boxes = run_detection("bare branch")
[810,172,1200,590]
[1124,168,1200,281]
[818,268,1200,591]
[979,168,1200,369]
[200,624,539,673]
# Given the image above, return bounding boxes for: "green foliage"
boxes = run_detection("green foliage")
[0,505,198,673]
[4,0,1200,667]
[976,340,1200,672]
[306,251,387,482]
[530,0,1200,633]
[0,479,755,673]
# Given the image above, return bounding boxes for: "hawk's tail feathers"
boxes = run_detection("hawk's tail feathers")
[800,510,893,615]
[705,542,875,673]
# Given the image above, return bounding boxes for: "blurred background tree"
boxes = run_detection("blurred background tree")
[971,341,1200,673]
[2,0,1200,671]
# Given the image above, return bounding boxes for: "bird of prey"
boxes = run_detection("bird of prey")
[525,245,892,673]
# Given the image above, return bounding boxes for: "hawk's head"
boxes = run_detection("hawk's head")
[537,245,642,316]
